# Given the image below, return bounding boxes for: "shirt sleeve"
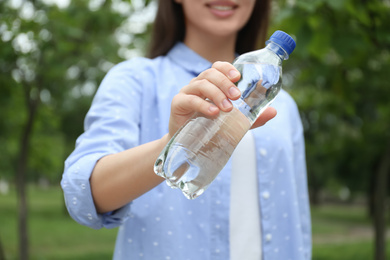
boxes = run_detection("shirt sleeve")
[61,59,146,229]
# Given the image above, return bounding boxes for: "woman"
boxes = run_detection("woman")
[61,0,312,259]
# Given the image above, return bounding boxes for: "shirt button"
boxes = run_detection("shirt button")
[262,191,270,199]
[266,234,272,242]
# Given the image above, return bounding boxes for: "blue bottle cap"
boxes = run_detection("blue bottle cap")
[268,30,296,55]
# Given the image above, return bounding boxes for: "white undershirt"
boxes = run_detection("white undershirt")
[230,131,262,260]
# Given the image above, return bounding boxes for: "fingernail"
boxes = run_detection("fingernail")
[228,69,239,79]
[209,104,218,113]
[229,87,240,97]
[222,99,232,109]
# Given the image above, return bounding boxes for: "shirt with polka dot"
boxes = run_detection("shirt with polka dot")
[61,42,311,260]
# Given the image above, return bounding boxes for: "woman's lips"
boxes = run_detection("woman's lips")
[206,1,238,18]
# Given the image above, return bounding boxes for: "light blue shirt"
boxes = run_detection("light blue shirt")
[61,42,312,260]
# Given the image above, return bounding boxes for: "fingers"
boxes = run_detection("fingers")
[169,59,276,138]
[251,107,277,129]
[180,61,241,115]
[211,61,241,83]
[172,93,220,118]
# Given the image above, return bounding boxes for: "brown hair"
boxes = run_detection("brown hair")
[147,0,271,58]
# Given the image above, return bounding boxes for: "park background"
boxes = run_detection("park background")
[0,0,389,259]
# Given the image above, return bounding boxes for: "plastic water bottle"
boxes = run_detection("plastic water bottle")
[154,31,296,199]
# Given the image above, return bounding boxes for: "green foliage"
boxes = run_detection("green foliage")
[0,0,154,182]
[271,0,390,197]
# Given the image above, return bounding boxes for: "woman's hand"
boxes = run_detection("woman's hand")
[90,62,277,213]
[168,61,276,138]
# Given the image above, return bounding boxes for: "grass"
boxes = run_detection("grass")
[311,203,372,235]
[311,204,390,260]
[0,185,117,260]
[0,185,389,259]
[313,242,379,260]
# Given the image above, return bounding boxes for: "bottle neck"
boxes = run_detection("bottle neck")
[265,41,289,60]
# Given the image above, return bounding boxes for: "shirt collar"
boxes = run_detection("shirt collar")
[167,42,212,76]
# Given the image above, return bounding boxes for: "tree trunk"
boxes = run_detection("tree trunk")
[373,142,390,260]
[309,186,321,205]
[367,169,375,218]
[16,96,39,260]
[309,172,322,205]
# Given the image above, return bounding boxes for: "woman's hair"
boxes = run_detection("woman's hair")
[147,0,271,58]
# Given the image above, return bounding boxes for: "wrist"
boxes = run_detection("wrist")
[159,134,170,150]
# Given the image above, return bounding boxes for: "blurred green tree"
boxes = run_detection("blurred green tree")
[0,0,153,259]
[271,0,390,259]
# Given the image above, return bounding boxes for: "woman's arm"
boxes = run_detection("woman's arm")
[90,134,169,213]
[89,61,276,213]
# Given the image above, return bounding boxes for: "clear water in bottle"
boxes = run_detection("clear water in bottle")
[154,31,295,199]
[155,106,251,199]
